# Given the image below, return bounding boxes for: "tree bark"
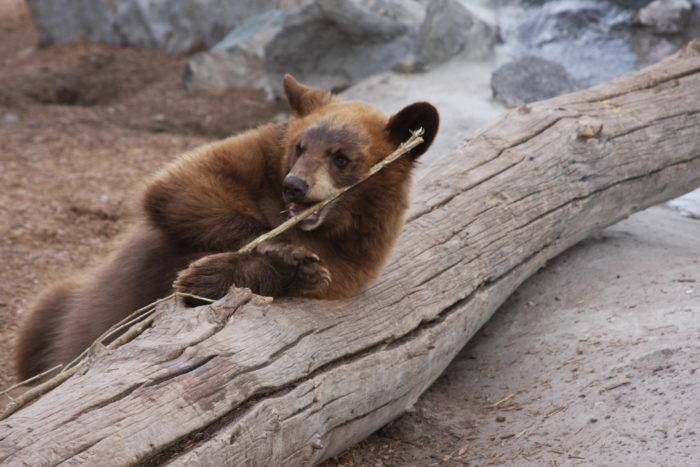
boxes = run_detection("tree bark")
[2,42,700,466]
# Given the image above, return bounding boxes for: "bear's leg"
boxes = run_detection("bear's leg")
[175,242,331,305]
[49,225,191,368]
[15,280,77,380]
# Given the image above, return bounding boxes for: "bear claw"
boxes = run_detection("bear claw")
[255,242,331,293]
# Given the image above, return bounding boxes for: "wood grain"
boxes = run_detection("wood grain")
[1,41,699,466]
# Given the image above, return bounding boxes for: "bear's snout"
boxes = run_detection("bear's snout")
[283,176,309,203]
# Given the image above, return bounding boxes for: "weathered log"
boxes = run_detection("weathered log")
[1,42,700,466]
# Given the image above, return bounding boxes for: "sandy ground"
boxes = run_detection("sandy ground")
[1,1,699,465]
[329,207,700,465]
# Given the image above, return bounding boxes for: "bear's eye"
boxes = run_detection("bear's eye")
[333,151,349,169]
[294,142,304,157]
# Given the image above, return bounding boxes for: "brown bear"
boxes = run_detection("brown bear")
[15,75,439,380]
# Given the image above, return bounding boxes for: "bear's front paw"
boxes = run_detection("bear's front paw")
[175,253,236,306]
[255,242,331,295]
[295,261,332,295]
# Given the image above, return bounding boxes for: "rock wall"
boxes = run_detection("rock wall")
[25,0,497,97]
[183,0,496,96]
[25,0,700,101]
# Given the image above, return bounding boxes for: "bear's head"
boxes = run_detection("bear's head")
[281,74,439,234]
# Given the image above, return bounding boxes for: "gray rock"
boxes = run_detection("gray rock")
[358,0,426,24]
[500,0,695,86]
[185,0,420,96]
[635,0,693,35]
[630,33,682,67]
[689,2,700,37]
[184,11,287,97]
[415,0,497,65]
[505,0,638,86]
[26,0,309,54]
[26,0,120,46]
[491,56,580,108]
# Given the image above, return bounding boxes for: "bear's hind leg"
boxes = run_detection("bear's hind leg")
[15,280,77,381]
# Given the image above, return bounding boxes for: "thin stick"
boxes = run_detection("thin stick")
[62,307,156,374]
[102,294,217,349]
[237,127,425,254]
[0,364,62,398]
[175,293,217,304]
[600,380,631,393]
[1,365,79,419]
[491,393,515,408]
[60,293,176,375]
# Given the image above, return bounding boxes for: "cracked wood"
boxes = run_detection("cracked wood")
[1,42,700,466]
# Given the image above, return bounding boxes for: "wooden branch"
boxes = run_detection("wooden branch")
[1,41,700,466]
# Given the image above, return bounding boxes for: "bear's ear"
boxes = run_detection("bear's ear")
[386,102,439,159]
[283,74,333,117]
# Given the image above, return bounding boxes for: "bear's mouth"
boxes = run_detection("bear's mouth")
[287,201,331,231]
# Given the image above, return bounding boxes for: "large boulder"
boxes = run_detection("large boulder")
[506,0,638,86]
[498,0,698,87]
[414,0,497,66]
[184,11,289,97]
[184,0,420,96]
[490,56,580,108]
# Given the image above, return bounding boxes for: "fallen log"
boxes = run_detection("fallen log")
[1,41,700,466]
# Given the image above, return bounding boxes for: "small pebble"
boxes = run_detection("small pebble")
[496,416,506,422]
[3,112,19,124]
[16,47,35,58]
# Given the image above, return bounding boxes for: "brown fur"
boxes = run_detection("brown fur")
[15,75,439,379]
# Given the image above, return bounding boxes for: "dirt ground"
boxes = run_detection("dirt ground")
[0,0,281,390]
[2,2,698,465]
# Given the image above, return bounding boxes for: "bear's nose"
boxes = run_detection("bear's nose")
[283,176,309,203]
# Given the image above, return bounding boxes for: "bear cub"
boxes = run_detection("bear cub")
[15,75,439,380]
